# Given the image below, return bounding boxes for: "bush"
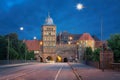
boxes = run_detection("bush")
[107,34,120,63]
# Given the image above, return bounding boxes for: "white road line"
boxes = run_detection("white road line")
[54,65,63,80]
[0,69,35,80]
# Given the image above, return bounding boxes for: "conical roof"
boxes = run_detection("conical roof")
[44,13,54,25]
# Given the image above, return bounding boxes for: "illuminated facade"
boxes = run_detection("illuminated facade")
[24,15,102,62]
[78,33,95,50]
[57,32,96,50]
[41,14,56,62]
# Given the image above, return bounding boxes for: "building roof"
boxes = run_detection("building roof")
[44,13,54,25]
[57,31,99,41]
[79,33,94,40]
[71,34,82,41]
[24,40,40,51]
[92,35,100,41]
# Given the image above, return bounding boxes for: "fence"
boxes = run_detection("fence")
[100,50,113,69]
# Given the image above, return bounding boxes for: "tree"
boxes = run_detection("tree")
[0,33,31,60]
[92,48,100,61]
[5,33,18,41]
[85,47,100,62]
[107,34,120,63]
[85,47,93,61]
[9,47,19,60]
[18,42,27,60]
[26,51,35,60]
[0,36,7,60]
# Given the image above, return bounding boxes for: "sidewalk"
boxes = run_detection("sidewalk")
[77,68,120,80]
[0,62,34,68]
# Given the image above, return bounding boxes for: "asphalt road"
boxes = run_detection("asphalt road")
[0,63,78,80]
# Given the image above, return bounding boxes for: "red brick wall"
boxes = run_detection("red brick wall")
[100,50,113,69]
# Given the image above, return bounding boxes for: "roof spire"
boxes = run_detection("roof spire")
[48,12,50,18]
[44,12,54,25]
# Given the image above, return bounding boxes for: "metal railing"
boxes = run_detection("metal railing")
[0,60,36,65]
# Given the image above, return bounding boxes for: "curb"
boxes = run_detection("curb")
[0,63,31,68]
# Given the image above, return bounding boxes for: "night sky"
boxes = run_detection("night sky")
[0,0,120,40]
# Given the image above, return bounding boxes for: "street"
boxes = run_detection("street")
[0,63,77,80]
[0,63,120,80]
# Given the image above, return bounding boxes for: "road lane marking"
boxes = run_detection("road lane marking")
[68,63,83,80]
[54,65,63,80]
[0,69,36,80]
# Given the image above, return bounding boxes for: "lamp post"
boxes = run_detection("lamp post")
[59,32,62,45]
[39,41,43,62]
[68,36,73,44]
[76,3,84,11]
[100,18,104,72]
[76,42,80,62]
[24,40,26,63]
[76,2,104,71]
[78,44,82,62]
[84,41,87,64]
[20,27,26,63]
[33,36,37,40]
[7,36,9,64]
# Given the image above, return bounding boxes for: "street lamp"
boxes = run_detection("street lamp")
[68,36,73,44]
[69,36,73,41]
[7,36,10,64]
[84,41,87,64]
[76,2,104,71]
[33,36,37,40]
[20,27,24,31]
[19,27,26,62]
[76,3,84,11]
[76,42,79,62]
[100,18,104,72]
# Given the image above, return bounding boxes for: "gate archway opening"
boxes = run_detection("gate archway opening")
[64,57,68,62]
[40,57,43,62]
[56,56,62,62]
[37,56,43,62]
[46,56,53,61]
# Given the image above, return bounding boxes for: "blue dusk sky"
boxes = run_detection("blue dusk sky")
[0,0,120,40]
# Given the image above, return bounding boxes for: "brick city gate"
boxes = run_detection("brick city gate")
[56,44,77,62]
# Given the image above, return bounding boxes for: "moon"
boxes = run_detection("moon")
[76,3,84,10]
[33,36,37,39]
[20,27,24,30]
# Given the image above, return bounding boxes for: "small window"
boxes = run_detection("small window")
[49,33,51,35]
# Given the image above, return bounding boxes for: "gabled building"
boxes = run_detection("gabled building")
[57,31,82,44]
[78,33,95,50]
[57,32,101,50]
[24,40,40,51]
[24,40,42,61]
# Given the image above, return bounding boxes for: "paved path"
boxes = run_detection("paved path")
[1,63,120,80]
[70,63,120,80]
[0,63,77,80]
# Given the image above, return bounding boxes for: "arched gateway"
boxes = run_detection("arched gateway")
[41,13,56,62]
[41,13,78,62]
